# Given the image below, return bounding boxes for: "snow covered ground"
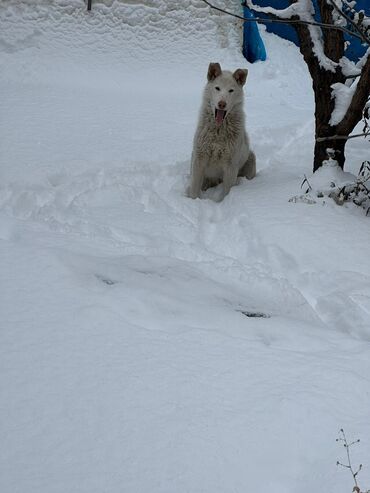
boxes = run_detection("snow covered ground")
[1,1,370,492]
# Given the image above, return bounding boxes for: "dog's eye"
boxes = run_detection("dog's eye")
[215,86,220,91]
[229,89,234,93]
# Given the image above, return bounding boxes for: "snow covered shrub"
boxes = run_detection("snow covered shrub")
[328,99,370,213]
[289,154,370,215]
[331,160,370,214]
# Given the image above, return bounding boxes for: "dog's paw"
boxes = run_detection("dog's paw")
[186,186,200,200]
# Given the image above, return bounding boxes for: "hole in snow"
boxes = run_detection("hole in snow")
[95,274,117,286]
[239,310,270,318]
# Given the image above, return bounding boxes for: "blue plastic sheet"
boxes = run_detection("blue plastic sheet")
[242,7,267,63]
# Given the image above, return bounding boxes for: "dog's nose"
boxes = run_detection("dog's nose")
[218,100,226,110]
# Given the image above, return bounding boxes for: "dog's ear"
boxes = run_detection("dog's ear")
[233,68,248,86]
[207,62,222,81]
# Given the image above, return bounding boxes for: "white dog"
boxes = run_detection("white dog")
[188,62,256,200]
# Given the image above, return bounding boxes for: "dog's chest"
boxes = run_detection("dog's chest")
[197,123,238,161]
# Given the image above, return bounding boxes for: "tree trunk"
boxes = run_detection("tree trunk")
[293,0,349,171]
[295,28,347,170]
[313,137,346,171]
[311,61,346,170]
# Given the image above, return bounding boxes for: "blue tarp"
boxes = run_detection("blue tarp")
[242,7,266,63]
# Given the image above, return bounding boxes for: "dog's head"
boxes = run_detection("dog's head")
[206,62,248,126]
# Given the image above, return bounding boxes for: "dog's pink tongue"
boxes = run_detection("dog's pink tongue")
[215,109,225,126]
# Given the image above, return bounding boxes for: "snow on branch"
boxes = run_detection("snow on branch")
[327,0,348,27]
[242,0,300,19]
[356,47,370,71]
[307,23,338,72]
[337,52,370,134]
[330,81,358,125]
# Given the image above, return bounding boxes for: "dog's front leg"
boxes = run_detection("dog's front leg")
[188,154,207,199]
[221,163,238,200]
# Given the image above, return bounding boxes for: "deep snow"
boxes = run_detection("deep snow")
[1,1,370,493]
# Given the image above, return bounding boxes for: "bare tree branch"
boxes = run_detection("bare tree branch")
[344,73,362,80]
[336,429,361,488]
[199,0,366,42]
[316,132,369,142]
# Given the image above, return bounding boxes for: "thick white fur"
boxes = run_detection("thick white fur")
[188,63,256,201]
